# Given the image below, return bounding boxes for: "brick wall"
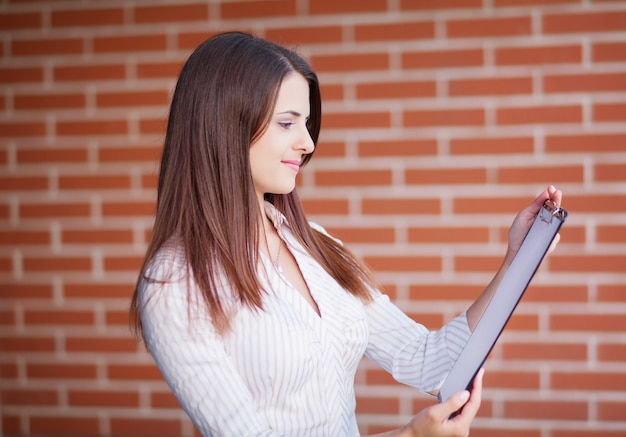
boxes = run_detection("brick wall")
[1,0,625,436]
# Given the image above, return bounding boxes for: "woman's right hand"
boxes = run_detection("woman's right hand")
[399,368,484,437]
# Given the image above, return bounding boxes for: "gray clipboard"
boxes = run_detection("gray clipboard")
[438,200,567,404]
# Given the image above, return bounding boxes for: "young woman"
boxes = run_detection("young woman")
[130,31,562,437]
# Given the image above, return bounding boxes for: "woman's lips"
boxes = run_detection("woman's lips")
[281,160,300,172]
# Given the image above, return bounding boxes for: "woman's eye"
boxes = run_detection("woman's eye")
[279,121,294,129]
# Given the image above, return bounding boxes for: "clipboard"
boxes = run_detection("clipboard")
[438,200,568,404]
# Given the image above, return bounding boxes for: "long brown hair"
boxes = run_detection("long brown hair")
[130,32,377,339]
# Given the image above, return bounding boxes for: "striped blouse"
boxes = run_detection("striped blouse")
[139,202,471,437]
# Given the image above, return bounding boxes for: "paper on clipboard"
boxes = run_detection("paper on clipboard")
[437,200,568,404]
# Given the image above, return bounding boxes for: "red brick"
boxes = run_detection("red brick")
[56,120,128,136]
[301,198,349,215]
[62,229,133,244]
[402,0,482,9]
[23,256,92,272]
[450,136,534,155]
[564,194,626,213]
[27,363,97,380]
[0,11,41,30]
[0,66,43,83]
[324,227,395,244]
[404,108,485,127]
[25,310,94,326]
[552,371,626,391]
[137,61,184,79]
[312,53,389,73]
[595,164,626,183]
[104,255,144,272]
[309,0,387,14]
[355,396,399,414]
[544,11,626,33]
[447,16,532,38]
[0,176,48,191]
[267,25,339,45]
[354,21,435,42]
[17,147,88,164]
[30,416,99,436]
[51,8,124,27]
[552,313,626,332]
[408,226,489,243]
[12,37,83,56]
[64,283,133,299]
[322,111,391,129]
[361,197,440,215]
[1,389,58,406]
[98,145,161,163]
[20,202,91,218]
[315,169,392,186]
[496,104,582,124]
[551,254,626,273]
[594,102,626,122]
[496,165,583,184]
[93,34,167,53]
[59,174,131,190]
[151,391,182,408]
[357,80,436,99]
[598,401,626,421]
[598,343,626,362]
[54,63,126,82]
[449,76,532,96]
[96,90,170,108]
[502,342,587,361]
[0,336,55,352]
[409,284,483,301]
[455,255,502,272]
[1,284,53,299]
[406,167,487,185]
[0,121,46,137]
[486,369,540,389]
[593,42,626,62]
[139,117,167,134]
[102,201,156,217]
[108,363,162,380]
[504,400,587,420]
[495,44,581,65]
[15,93,85,110]
[221,0,296,19]
[597,285,626,302]
[134,3,209,23]
[495,0,578,5]
[110,417,183,437]
[546,133,626,153]
[0,230,49,245]
[363,255,441,272]
[65,336,137,353]
[107,305,132,323]
[358,139,437,157]
[403,48,483,69]
[545,72,626,93]
[68,390,139,407]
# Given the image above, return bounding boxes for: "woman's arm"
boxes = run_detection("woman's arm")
[466,185,562,331]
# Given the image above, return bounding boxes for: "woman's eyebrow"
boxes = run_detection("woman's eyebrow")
[276,110,310,119]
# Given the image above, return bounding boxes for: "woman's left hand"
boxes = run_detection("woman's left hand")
[506,185,563,261]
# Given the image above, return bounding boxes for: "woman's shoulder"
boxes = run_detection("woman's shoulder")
[144,239,188,282]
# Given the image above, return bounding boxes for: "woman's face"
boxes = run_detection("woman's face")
[249,73,315,203]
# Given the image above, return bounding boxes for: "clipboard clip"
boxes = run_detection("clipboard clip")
[539,200,565,224]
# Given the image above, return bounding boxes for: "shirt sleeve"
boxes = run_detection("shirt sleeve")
[363,291,472,395]
[139,256,286,437]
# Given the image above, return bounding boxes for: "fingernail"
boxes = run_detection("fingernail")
[460,390,470,402]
